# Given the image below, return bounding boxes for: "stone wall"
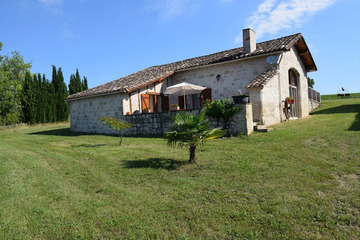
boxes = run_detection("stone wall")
[170,56,271,101]
[69,91,253,136]
[309,99,320,112]
[69,93,127,134]
[122,103,253,136]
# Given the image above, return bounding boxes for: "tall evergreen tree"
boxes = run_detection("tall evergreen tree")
[75,68,82,92]
[82,76,88,91]
[69,68,86,95]
[69,74,77,95]
[55,67,69,121]
[21,71,33,123]
[48,78,57,122]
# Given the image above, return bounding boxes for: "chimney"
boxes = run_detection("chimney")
[243,28,256,53]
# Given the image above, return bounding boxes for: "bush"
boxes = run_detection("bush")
[204,98,240,121]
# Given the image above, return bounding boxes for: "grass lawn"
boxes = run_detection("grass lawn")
[0,98,359,239]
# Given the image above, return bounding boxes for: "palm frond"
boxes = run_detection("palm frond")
[205,128,225,140]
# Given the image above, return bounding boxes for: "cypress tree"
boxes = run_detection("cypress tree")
[21,70,33,123]
[51,66,58,122]
[36,73,43,123]
[69,69,88,95]
[52,65,58,92]
[75,68,82,92]
[42,74,48,123]
[69,74,76,95]
[49,79,56,122]
[55,67,69,121]
[30,74,38,123]
[82,76,88,91]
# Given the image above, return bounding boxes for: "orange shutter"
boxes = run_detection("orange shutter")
[141,94,150,111]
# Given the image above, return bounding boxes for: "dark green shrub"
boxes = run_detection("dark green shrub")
[204,98,240,121]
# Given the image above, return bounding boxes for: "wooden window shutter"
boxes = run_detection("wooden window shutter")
[200,88,211,108]
[141,94,150,111]
[161,96,169,112]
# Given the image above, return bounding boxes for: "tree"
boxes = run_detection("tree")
[99,116,132,146]
[307,77,315,88]
[75,68,82,91]
[52,66,69,122]
[82,76,88,91]
[56,67,69,121]
[68,74,77,95]
[165,109,225,163]
[0,42,32,125]
[69,69,88,94]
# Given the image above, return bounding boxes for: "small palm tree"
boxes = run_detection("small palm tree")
[165,109,225,163]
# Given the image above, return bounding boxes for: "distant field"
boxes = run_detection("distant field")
[321,92,360,100]
[0,98,359,239]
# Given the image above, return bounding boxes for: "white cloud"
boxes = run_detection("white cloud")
[236,0,336,42]
[145,0,199,20]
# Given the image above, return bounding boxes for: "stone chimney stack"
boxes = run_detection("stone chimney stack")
[243,28,256,53]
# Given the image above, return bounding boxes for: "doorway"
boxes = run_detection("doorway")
[289,70,298,118]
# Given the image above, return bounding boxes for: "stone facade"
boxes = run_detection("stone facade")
[69,93,126,134]
[309,99,321,112]
[247,46,311,126]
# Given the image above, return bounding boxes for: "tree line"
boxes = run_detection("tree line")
[0,42,88,126]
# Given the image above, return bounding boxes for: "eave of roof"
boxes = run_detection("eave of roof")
[247,70,278,89]
[294,37,317,72]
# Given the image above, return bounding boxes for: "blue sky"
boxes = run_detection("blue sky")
[1,0,359,94]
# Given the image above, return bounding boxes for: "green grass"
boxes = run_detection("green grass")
[0,98,359,239]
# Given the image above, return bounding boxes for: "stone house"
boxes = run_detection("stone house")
[67,28,317,135]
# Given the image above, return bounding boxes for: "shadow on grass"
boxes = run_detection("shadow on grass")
[311,104,360,115]
[349,112,360,131]
[311,104,360,131]
[29,127,95,136]
[123,158,187,170]
[71,144,107,148]
[29,127,165,138]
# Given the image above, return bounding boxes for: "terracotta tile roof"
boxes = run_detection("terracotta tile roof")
[247,70,278,89]
[68,33,306,100]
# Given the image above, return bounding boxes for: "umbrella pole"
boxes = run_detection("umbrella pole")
[183,89,186,109]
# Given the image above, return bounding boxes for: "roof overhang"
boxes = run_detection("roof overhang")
[294,37,317,72]
[67,90,127,102]
[126,71,174,93]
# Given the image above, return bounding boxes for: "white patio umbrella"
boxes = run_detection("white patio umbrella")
[164,82,206,109]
